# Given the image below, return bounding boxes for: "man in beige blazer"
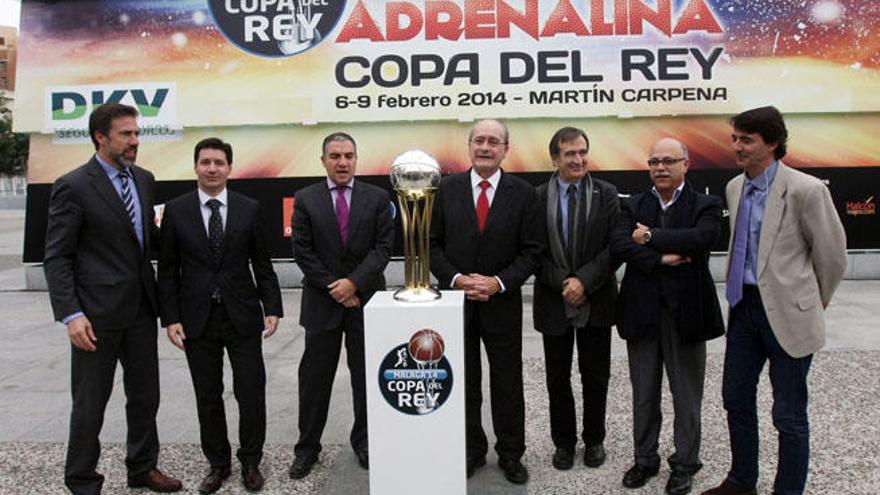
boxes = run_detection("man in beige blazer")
[702,106,846,495]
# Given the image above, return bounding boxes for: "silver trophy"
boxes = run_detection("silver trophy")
[390,150,442,302]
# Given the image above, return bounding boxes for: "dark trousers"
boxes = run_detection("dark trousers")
[626,306,706,473]
[542,324,610,450]
[295,309,367,458]
[723,286,812,495]
[464,311,525,461]
[184,302,266,469]
[64,299,159,495]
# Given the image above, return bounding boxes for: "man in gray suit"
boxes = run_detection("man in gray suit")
[702,107,846,495]
[44,103,182,494]
[533,127,620,472]
[288,132,393,479]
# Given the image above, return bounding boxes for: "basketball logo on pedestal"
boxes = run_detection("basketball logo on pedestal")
[379,329,453,415]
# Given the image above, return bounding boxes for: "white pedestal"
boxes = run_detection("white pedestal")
[364,290,466,495]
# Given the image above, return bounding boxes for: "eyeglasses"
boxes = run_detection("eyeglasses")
[647,157,686,167]
[470,137,507,148]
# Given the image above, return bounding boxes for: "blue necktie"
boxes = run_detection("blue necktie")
[726,182,755,307]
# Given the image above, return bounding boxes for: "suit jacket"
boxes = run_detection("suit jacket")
[157,189,283,339]
[725,162,846,358]
[430,170,542,333]
[612,182,725,343]
[44,157,159,329]
[292,180,393,331]
[533,176,620,333]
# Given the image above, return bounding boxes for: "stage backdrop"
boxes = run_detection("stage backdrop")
[14,0,880,260]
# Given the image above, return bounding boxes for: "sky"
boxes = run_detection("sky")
[0,0,20,28]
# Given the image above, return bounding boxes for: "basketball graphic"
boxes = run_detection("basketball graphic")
[379,328,453,416]
[408,329,445,364]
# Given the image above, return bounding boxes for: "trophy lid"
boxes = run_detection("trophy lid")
[390,150,441,191]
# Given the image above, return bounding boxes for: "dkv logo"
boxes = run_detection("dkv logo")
[45,82,179,132]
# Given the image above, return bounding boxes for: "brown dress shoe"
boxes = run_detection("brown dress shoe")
[242,464,264,492]
[700,479,757,495]
[197,467,230,494]
[127,468,183,493]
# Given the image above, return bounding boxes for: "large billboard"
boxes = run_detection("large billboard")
[14,0,880,260]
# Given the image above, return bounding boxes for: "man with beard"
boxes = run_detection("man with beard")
[44,103,182,494]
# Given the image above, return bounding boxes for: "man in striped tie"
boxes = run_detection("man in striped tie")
[44,103,182,494]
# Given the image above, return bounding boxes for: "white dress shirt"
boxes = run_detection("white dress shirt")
[470,168,501,206]
[198,187,228,235]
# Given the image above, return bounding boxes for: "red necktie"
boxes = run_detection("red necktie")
[476,180,490,233]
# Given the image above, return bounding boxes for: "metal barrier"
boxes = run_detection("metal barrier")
[0,176,26,196]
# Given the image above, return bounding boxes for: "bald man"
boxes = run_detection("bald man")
[430,119,542,484]
[610,138,725,495]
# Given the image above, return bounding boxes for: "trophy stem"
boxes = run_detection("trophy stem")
[394,190,440,302]
[397,196,413,288]
[420,195,435,287]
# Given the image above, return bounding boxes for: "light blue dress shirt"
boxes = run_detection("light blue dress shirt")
[95,154,144,250]
[742,160,779,285]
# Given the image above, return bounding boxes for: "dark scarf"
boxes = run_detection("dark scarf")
[545,172,592,327]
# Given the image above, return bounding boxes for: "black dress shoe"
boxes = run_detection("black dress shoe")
[356,449,369,469]
[622,464,660,489]
[699,478,757,495]
[242,465,264,492]
[552,447,575,470]
[466,456,486,478]
[666,470,692,495]
[583,443,607,468]
[128,468,183,493]
[197,467,230,494]
[497,458,529,484]
[288,455,318,480]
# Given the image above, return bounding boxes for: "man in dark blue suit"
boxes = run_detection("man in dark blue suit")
[158,138,283,493]
[44,103,182,494]
[288,132,393,479]
[612,138,725,495]
[430,119,542,485]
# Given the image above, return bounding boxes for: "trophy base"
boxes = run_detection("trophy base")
[393,286,442,303]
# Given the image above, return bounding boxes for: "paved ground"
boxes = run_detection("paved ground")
[0,209,878,494]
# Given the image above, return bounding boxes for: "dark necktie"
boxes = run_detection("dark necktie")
[119,168,137,227]
[206,198,223,266]
[476,180,490,233]
[566,184,577,257]
[335,186,349,245]
[726,182,755,307]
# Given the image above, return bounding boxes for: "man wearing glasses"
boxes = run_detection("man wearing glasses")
[430,119,542,484]
[611,138,725,495]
